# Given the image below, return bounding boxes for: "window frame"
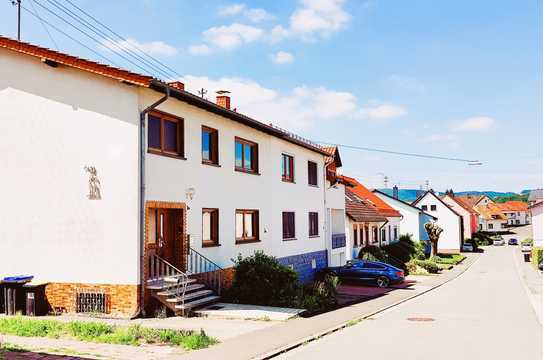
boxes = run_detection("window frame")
[309,212,319,237]
[235,209,260,243]
[147,110,184,158]
[430,205,437,211]
[281,154,295,183]
[421,205,428,211]
[307,161,318,187]
[282,211,296,240]
[235,137,259,174]
[201,125,219,166]
[202,208,219,247]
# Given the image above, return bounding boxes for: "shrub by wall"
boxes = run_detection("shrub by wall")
[531,247,543,269]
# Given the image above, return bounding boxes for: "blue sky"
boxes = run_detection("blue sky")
[1,0,542,192]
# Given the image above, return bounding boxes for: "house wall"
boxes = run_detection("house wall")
[504,211,530,225]
[374,193,422,242]
[140,90,328,280]
[419,213,433,241]
[416,194,462,253]
[442,196,472,240]
[0,49,140,315]
[532,206,543,247]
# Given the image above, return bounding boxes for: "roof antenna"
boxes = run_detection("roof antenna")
[198,88,208,99]
[11,0,21,40]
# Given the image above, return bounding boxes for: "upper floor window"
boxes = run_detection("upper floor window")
[282,212,296,239]
[308,161,318,186]
[236,209,259,243]
[282,154,295,182]
[421,205,428,211]
[202,208,219,247]
[235,137,258,173]
[148,111,184,157]
[309,212,319,237]
[430,205,437,211]
[202,126,219,165]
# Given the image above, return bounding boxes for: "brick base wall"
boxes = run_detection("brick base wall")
[278,250,328,283]
[45,283,139,317]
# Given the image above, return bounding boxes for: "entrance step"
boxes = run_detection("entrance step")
[175,296,220,311]
[156,283,205,296]
[165,289,214,303]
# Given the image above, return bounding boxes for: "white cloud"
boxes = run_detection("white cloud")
[270,25,290,43]
[360,102,407,120]
[271,51,295,64]
[452,116,496,131]
[202,23,264,50]
[179,75,360,131]
[386,74,426,93]
[188,44,212,55]
[218,3,274,22]
[288,0,351,40]
[101,38,178,57]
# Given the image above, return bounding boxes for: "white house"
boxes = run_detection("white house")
[496,201,530,226]
[0,37,339,317]
[530,202,543,247]
[412,191,463,253]
[442,194,473,240]
[373,189,437,243]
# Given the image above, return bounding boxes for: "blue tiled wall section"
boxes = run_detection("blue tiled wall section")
[278,250,328,283]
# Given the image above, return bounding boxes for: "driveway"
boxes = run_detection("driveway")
[281,245,543,360]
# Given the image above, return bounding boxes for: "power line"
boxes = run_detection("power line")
[44,0,175,79]
[28,0,59,50]
[316,141,481,164]
[61,0,183,79]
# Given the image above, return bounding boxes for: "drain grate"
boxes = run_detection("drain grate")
[407,317,434,322]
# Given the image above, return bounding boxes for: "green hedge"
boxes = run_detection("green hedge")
[522,238,534,246]
[413,259,440,274]
[532,247,543,269]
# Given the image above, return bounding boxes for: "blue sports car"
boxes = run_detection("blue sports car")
[324,260,405,288]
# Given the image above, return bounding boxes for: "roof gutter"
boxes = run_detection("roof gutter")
[133,87,170,319]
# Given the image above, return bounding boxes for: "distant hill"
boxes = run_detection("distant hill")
[377,189,524,204]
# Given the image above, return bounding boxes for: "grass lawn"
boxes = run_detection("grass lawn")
[434,254,466,265]
[0,316,218,350]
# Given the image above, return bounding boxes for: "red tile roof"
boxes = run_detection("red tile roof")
[0,36,153,87]
[455,195,485,208]
[446,195,478,215]
[345,189,387,223]
[340,175,402,218]
[496,201,528,212]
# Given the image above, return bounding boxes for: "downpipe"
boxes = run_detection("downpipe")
[132,86,170,319]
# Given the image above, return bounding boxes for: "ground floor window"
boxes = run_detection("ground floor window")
[236,209,259,243]
[202,208,219,247]
[309,212,319,237]
[283,212,296,240]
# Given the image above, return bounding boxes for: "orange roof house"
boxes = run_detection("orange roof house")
[496,201,529,212]
[340,175,402,218]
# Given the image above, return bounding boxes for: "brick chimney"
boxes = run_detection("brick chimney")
[393,185,399,199]
[216,90,231,110]
[167,81,184,91]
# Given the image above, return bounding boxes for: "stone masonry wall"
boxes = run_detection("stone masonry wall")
[278,250,328,283]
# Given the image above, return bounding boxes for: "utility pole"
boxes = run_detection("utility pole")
[11,0,21,40]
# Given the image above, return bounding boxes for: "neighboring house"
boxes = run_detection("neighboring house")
[530,202,543,247]
[340,176,403,246]
[442,194,478,240]
[474,203,507,232]
[0,37,335,317]
[528,189,543,207]
[374,188,437,243]
[321,146,348,267]
[496,201,530,226]
[413,191,463,253]
[344,189,387,260]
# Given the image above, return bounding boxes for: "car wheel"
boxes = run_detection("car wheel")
[376,276,390,288]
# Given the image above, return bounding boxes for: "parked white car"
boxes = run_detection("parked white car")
[521,244,533,253]
[493,239,505,246]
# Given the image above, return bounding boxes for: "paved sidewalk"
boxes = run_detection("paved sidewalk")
[181,253,480,360]
[513,247,543,325]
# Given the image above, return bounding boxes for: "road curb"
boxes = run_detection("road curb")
[512,248,543,328]
[259,254,481,359]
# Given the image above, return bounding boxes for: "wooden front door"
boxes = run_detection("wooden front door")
[155,208,183,269]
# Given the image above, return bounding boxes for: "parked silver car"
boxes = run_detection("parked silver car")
[462,243,474,252]
[493,239,505,246]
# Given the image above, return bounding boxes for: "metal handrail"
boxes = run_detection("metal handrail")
[148,254,189,314]
[187,247,223,296]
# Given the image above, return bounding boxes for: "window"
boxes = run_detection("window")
[381,228,386,242]
[148,111,183,157]
[430,205,437,211]
[202,209,219,247]
[236,210,259,243]
[308,161,318,186]
[235,138,258,173]
[373,227,378,243]
[282,154,294,182]
[353,228,359,246]
[309,212,319,237]
[516,220,520,225]
[488,223,494,230]
[363,262,385,269]
[421,205,428,211]
[394,226,398,240]
[283,212,296,239]
[202,126,218,165]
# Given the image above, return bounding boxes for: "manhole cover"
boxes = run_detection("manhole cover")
[407,317,434,322]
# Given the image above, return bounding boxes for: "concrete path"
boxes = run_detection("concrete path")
[180,253,479,360]
[281,246,543,360]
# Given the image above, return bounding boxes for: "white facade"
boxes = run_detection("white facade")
[442,195,472,240]
[374,191,434,242]
[414,192,462,253]
[531,204,543,247]
[0,47,140,285]
[503,210,531,226]
[346,218,384,260]
[325,180,347,267]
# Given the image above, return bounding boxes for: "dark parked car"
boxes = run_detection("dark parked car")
[508,238,519,245]
[324,260,404,288]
